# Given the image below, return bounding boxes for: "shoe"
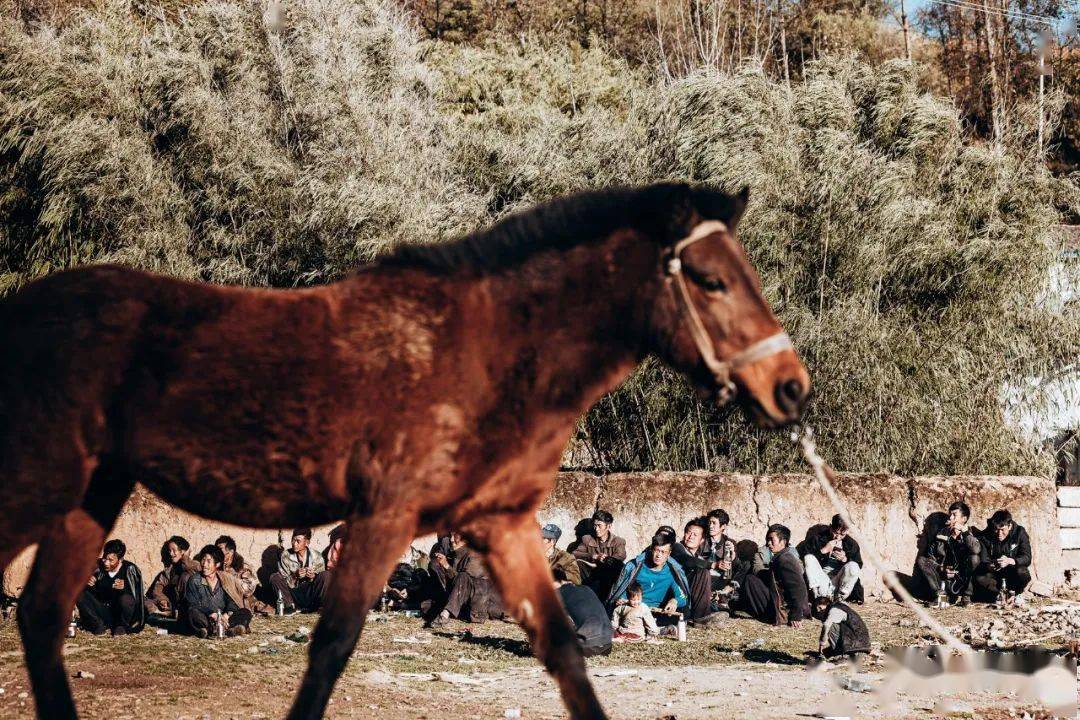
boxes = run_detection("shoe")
[280,606,299,616]
[957,596,971,608]
[195,628,209,639]
[111,626,128,636]
[226,625,247,637]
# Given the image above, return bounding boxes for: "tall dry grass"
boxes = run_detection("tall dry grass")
[1,0,1076,474]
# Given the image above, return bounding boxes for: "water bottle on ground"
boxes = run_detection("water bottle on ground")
[67,610,77,638]
[276,589,285,616]
[936,580,949,609]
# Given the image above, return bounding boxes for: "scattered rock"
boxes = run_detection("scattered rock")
[73,671,94,680]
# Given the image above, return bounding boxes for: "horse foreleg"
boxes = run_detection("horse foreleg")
[285,514,416,720]
[478,515,608,720]
[18,464,133,720]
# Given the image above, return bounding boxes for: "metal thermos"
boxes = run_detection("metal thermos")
[67,610,78,638]
[676,617,687,642]
[276,589,285,616]
[216,614,226,638]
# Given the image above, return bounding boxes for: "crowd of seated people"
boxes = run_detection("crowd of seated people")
[75,527,334,637]
[69,501,1034,663]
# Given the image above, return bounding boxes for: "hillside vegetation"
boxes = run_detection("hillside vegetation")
[1,0,1077,474]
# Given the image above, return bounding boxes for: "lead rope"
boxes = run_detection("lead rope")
[795,426,972,656]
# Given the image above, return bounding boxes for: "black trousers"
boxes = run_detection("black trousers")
[444,573,502,621]
[973,565,1031,601]
[685,566,714,621]
[736,571,776,624]
[914,556,973,600]
[187,608,253,635]
[582,561,622,604]
[76,589,138,635]
[269,571,330,611]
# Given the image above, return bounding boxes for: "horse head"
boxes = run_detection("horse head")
[643,183,809,428]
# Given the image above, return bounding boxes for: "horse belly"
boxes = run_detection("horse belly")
[130,442,357,529]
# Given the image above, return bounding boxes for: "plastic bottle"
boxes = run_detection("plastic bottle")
[67,610,77,638]
[936,580,949,609]
[676,617,687,642]
[276,589,285,616]
[216,614,226,638]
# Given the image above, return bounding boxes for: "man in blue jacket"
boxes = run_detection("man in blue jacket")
[607,528,689,619]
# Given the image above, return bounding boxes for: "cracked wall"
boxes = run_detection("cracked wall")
[3,473,1064,597]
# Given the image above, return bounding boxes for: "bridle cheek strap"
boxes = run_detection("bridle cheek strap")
[665,220,793,405]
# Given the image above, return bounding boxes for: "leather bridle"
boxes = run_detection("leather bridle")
[664,220,793,405]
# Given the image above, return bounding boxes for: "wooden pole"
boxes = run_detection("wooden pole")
[900,0,912,60]
[1038,50,1045,154]
[982,0,1001,144]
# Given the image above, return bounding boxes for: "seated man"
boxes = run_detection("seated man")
[184,545,252,638]
[913,501,982,606]
[801,515,863,603]
[671,516,715,621]
[76,539,145,636]
[608,529,689,624]
[811,594,870,660]
[733,524,810,627]
[611,581,660,640]
[554,568,612,657]
[542,523,582,585]
[427,532,503,626]
[973,509,1032,601]
[144,535,199,618]
[216,535,269,614]
[572,510,627,600]
[704,508,737,592]
[270,527,329,614]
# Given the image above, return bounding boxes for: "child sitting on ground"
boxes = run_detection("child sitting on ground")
[611,582,659,641]
[811,595,871,661]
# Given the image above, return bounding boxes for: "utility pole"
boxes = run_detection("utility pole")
[900,0,911,60]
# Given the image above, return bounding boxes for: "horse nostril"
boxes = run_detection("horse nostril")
[775,379,805,416]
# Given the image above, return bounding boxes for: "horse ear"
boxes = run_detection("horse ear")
[691,185,750,229]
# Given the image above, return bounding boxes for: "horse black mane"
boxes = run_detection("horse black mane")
[378,182,748,274]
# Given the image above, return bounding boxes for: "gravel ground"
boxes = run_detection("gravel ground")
[0,599,1073,719]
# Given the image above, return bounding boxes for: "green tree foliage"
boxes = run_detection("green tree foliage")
[1,0,1076,474]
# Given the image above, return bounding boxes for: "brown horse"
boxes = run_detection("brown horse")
[0,182,808,720]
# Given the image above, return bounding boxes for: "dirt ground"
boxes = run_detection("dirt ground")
[0,600,1071,720]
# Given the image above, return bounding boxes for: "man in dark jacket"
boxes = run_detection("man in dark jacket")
[734,524,810,627]
[671,517,715,621]
[798,515,864,603]
[812,595,870,659]
[913,501,982,606]
[426,533,502,626]
[183,545,252,638]
[554,568,612,657]
[76,539,145,635]
[572,510,627,600]
[973,509,1032,601]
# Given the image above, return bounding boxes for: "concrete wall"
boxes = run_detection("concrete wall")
[3,473,1064,598]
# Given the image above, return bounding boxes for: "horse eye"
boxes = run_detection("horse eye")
[699,276,726,293]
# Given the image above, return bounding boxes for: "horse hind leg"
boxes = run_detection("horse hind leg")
[475,514,608,720]
[286,514,417,720]
[18,460,134,720]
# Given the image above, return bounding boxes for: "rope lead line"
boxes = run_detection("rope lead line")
[794,427,972,656]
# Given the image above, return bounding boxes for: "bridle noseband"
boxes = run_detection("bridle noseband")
[664,220,793,406]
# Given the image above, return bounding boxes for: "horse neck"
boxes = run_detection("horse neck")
[475,232,658,416]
